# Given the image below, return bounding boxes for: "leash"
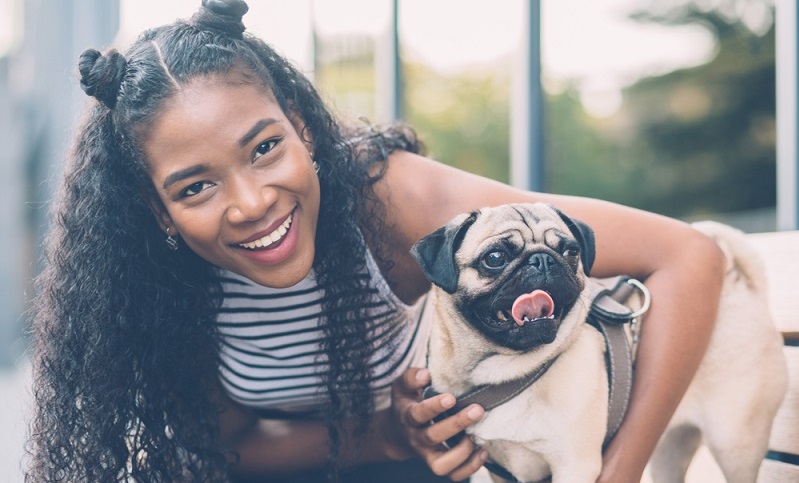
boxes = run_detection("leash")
[423,275,650,482]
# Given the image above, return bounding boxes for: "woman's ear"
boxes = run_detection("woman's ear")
[286,107,313,153]
[146,195,175,235]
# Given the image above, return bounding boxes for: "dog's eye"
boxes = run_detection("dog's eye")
[482,250,509,269]
[563,247,580,258]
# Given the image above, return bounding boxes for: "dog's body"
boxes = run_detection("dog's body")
[412,203,788,483]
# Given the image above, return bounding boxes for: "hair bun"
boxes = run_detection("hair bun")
[78,48,127,109]
[191,0,249,38]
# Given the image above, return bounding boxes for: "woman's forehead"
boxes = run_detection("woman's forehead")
[141,80,289,172]
[157,77,281,128]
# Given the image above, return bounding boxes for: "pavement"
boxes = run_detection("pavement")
[0,362,31,483]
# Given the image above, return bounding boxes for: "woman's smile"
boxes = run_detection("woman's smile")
[235,211,293,250]
[230,209,300,266]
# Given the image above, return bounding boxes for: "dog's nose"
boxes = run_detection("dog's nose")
[528,253,556,272]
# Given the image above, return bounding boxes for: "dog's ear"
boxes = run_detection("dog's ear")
[552,207,596,276]
[411,212,478,294]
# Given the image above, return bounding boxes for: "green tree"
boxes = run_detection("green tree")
[404,62,511,184]
[548,0,775,220]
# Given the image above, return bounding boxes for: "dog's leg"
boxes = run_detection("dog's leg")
[691,348,784,483]
[548,455,602,483]
[649,424,702,483]
[702,414,773,483]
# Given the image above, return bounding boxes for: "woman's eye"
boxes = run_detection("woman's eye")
[253,139,279,161]
[180,181,212,198]
[482,250,509,269]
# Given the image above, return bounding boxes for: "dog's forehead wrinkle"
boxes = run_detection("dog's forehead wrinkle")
[543,228,571,249]
[511,206,540,241]
[512,205,539,224]
[522,215,567,247]
[460,224,525,255]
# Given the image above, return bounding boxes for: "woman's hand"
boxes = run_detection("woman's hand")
[379,367,490,481]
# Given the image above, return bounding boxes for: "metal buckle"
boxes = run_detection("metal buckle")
[626,278,651,359]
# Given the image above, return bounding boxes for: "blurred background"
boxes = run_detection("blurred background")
[0,0,794,481]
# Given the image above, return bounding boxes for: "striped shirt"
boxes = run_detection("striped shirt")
[215,248,431,414]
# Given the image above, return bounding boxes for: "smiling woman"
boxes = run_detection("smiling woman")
[28,1,729,482]
[29,1,433,480]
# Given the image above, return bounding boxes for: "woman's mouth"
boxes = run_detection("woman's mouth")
[237,214,293,250]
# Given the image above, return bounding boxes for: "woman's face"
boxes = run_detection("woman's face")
[144,75,320,288]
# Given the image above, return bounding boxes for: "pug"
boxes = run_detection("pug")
[411,202,788,483]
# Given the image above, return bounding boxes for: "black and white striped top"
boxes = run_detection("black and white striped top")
[215,248,431,414]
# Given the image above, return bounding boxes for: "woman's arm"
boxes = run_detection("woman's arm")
[372,151,726,482]
[217,394,328,478]
[217,377,487,481]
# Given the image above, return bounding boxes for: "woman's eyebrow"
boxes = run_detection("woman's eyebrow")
[161,118,280,190]
[163,164,208,190]
[238,118,278,148]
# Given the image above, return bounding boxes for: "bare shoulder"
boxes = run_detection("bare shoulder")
[372,150,533,246]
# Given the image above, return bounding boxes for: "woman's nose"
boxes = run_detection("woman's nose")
[226,175,274,224]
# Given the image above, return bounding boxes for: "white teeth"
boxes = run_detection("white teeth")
[519,314,556,323]
[238,214,292,250]
[497,311,508,321]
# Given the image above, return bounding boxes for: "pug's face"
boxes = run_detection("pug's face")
[411,203,596,351]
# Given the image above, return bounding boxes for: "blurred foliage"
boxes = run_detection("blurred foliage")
[314,35,378,125]
[549,0,776,218]
[403,63,511,184]
[318,0,776,220]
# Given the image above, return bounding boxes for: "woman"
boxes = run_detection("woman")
[27,0,725,482]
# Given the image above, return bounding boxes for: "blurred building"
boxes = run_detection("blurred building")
[0,0,119,368]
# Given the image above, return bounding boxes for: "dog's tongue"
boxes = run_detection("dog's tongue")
[511,290,555,326]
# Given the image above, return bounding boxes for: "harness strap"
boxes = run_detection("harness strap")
[587,276,638,447]
[422,357,558,450]
[422,356,558,414]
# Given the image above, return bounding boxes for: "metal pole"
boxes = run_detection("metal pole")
[391,0,402,121]
[371,0,401,123]
[776,0,799,230]
[511,0,544,192]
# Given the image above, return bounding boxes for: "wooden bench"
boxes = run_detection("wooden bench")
[749,231,799,482]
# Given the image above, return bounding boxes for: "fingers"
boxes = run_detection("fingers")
[395,367,431,393]
[402,391,455,427]
[421,404,484,445]
[425,434,490,481]
[391,368,490,481]
[410,403,487,478]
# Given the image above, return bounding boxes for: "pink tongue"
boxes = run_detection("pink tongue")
[511,290,555,326]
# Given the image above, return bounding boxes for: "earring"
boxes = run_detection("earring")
[165,227,179,251]
[312,160,320,173]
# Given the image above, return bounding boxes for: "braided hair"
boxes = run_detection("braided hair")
[27,1,422,481]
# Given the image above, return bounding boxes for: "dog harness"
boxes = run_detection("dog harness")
[423,275,650,483]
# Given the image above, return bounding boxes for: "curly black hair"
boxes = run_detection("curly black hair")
[27,1,423,481]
